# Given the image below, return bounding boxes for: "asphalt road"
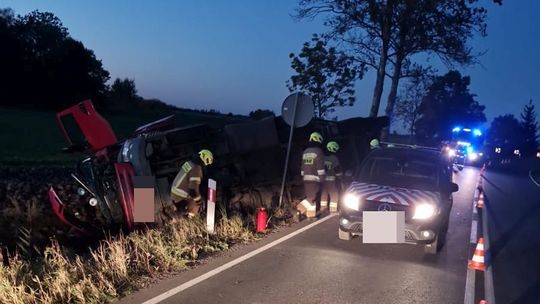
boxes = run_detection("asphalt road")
[122,167,479,304]
[483,165,540,304]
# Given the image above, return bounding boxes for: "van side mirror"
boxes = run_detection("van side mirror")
[450,182,459,193]
[442,182,459,193]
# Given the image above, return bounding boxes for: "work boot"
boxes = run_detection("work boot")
[296,200,308,215]
[306,204,316,218]
[320,201,329,213]
[329,202,338,213]
[297,199,316,218]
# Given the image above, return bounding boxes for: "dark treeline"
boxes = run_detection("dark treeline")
[0,8,246,118]
[0,9,109,110]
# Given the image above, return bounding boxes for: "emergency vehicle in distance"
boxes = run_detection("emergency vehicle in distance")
[443,126,485,169]
[338,143,459,255]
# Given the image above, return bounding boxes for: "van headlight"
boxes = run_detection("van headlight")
[343,193,360,211]
[89,198,98,207]
[412,203,436,219]
[468,152,478,161]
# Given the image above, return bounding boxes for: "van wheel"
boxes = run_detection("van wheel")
[338,227,352,241]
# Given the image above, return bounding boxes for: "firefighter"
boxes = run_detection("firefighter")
[170,149,214,218]
[297,132,326,218]
[322,141,343,213]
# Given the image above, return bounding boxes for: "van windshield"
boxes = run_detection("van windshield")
[358,156,440,191]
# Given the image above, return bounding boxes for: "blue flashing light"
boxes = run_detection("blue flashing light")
[466,146,474,154]
[473,129,482,136]
[463,128,472,132]
[452,127,461,132]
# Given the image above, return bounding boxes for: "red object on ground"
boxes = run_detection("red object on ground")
[468,238,486,271]
[479,300,488,304]
[256,208,268,233]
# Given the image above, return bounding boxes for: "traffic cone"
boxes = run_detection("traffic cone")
[468,238,485,271]
[477,178,483,191]
[476,192,485,208]
[480,164,486,176]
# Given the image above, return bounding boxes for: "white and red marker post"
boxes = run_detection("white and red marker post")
[206,179,217,233]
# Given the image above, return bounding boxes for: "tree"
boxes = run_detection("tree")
[415,71,486,146]
[294,0,488,120]
[287,35,357,118]
[249,109,275,120]
[0,9,110,110]
[0,8,24,105]
[520,100,539,157]
[295,1,393,117]
[52,38,110,109]
[107,78,142,110]
[383,0,487,133]
[394,73,432,136]
[486,114,524,158]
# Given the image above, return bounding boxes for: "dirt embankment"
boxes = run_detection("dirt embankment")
[0,166,298,304]
[0,166,77,253]
[0,165,300,253]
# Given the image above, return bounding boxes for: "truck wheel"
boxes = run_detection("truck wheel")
[338,227,352,241]
[424,236,438,255]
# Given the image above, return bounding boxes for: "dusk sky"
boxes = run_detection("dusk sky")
[4,0,540,128]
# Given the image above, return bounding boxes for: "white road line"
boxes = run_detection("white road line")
[141,214,337,304]
[482,198,496,304]
[470,220,477,244]
[464,175,481,304]
[464,269,476,304]
[528,169,540,188]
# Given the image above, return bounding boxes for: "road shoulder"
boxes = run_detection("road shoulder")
[119,215,335,304]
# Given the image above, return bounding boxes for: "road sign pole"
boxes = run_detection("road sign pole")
[278,93,299,208]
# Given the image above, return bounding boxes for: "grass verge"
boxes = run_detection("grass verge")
[0,216,256,304]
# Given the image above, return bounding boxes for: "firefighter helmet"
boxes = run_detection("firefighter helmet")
[309,132,323,143]
[199,149,214,166]
[370,139,380,149]
[327,141,339,153]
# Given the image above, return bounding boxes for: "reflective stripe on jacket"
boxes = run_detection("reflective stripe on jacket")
[170,161,203,201]
[324,154,342,182]
[301,146,325,182]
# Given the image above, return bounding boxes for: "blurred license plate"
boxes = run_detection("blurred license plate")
[362,211,405,243]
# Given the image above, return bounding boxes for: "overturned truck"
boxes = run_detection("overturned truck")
[49,100,388,234]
